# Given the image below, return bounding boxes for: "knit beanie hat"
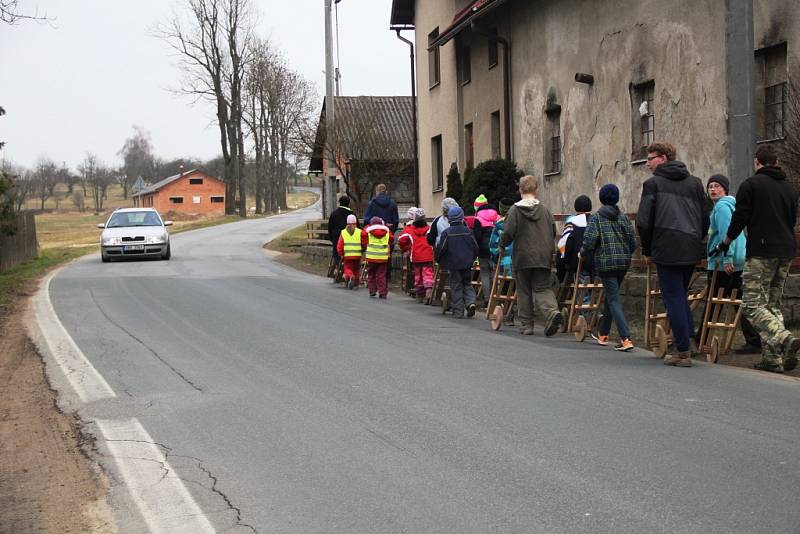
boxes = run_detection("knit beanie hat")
[498,198,514,216]
[447,206,464,223]
[707,174,730,194]
[346,214,357,224]
[441,197,458,215]
[574,195,592,213]
[407,207,418,220]
[414,207,426,221]
[473,194,488,209]
[599,184,620,206]
[369,216,384,226]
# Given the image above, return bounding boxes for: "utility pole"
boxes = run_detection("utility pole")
[725,0,756,191]
[324,0,337,217]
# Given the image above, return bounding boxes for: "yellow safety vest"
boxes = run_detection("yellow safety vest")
[365,226,390,261]
[341,229,362,259]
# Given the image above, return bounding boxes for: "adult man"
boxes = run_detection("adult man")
[714,145,800,373]
[636,142,708,367]
[328,195,354,260]
[499,175,563,336]
[363,184,399,233]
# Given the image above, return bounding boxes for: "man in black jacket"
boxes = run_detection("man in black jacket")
[636,142,709,367]
[714,145,800,373]
[328,195,354,261]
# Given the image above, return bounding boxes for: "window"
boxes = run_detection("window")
[755,43,787,141]
[193,196,201,204]
[431,135,444,192]
[189,178,204,185]
[428,28,440,89]
[464,123,474,168]
[458,45,471,86]
[210,196,224,203]
[545,106,562,174]
[169,197,184,204]
[488,28,499,69]
[631,80,655,160]
[491,111,501,159]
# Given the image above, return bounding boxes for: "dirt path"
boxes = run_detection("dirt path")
[0,295,114,533]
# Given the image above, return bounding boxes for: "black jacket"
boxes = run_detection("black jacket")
[436,221,479,271]
[363,193,399,232]
[327,206,353,244]
[636,160,709,266]
[727,165,798,259]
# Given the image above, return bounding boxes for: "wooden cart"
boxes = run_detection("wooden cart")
[566,256,605,342]
[698,270,744,364]
[485,250,517,331]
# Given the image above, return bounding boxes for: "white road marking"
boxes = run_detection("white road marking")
[97,418,216,534]
[32,269,215,533]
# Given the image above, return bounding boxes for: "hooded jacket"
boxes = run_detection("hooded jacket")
[436,220,479,271]
[363,193,399,232]
[328,205,353,245]
[489,218,513,274]
[707,195,746,271]
[726,165,798,259]
[581,205,637,273]
[397,221,434,264]
[360,223,394,263]
[636,160,709,266]
[472,204,500,258]
[426,214,450,247]
[499,197,556,270]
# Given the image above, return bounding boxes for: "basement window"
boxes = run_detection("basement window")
[210,196,224,203]
[189,178,204,185]
[193,196,201,204]
[169,197,184,204]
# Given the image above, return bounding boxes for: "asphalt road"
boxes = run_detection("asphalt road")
[41,196,800,533]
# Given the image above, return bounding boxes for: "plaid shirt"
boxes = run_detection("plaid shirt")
[581,207,637,273]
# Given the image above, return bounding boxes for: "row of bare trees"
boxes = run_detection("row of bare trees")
[159,0,317,216]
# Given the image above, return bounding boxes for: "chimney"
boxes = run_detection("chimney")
[179,164,184,176]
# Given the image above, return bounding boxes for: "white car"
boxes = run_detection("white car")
[98,208,173,262]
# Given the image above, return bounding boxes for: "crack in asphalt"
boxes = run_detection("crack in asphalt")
[89,290,203,392]
[100,438,257,533]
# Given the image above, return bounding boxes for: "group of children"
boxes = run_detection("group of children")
[334,182,638,347]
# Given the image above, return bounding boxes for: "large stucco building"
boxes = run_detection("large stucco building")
[390,0,798,214]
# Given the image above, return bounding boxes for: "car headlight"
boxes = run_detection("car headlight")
[145,234,167,244]
[102,237,122,246]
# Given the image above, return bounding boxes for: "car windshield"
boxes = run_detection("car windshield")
[106,212,162,228]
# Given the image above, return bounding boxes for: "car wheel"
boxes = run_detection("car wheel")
[101,253,110,263]
[162,245,171,260]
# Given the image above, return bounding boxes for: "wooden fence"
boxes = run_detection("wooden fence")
[0,211,39,272]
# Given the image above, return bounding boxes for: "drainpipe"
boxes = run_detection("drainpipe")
[395,29,420,207]
[471,23,512,160]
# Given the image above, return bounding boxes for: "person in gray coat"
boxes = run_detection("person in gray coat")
[499,175,564,336]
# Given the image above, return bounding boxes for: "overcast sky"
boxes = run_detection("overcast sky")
[0,0,411,171]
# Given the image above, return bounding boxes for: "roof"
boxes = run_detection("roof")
[389,0,414,28]
[132,169,220,197]
[112,207,158,213]
[429,0,507,49]
[310,96,415,173]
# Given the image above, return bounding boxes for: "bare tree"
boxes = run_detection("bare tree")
[0,1,51,24]
[32,156,59,210]
[118,126,156,199]
[158,0,253,216]
[79,153,112,212]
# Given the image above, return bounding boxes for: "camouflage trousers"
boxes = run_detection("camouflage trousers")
[741,257,792,365]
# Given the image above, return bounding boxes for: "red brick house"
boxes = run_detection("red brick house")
[132,169,226,215]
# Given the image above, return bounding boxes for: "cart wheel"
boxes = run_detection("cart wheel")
[441,292,449,314]
[560,307,570,332]
[490,305,504,331]
[708,336,720,364]
[574,315,587,342]
[654,324,668,358]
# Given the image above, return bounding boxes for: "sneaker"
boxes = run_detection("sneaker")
[544,312,563,337]
[520,326,535,335]
[782,337,800,372]
[614,338,635,352]
[734,343,761,354]
[466,303,476,317]
[753,360,784,373]
[369,292,377,298]
[379,294,387,299]
[591,332,610,346]
[664,351,692,367]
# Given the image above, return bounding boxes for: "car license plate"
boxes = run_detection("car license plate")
[124,244,144,251]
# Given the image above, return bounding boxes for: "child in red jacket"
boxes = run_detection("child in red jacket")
[336,214,363,289]
[361,216,394,298]
[398,208,434,303]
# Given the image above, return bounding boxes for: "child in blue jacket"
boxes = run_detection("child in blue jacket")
[436,206,479,318]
